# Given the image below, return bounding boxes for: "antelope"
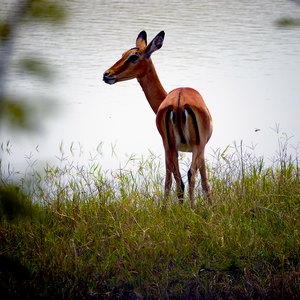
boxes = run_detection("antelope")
[103,31,213,209]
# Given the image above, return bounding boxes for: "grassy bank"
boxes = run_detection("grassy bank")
[0,139,300,299]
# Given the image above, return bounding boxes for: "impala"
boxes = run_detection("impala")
[103,31,213,209]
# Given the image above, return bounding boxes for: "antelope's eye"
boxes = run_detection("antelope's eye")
[126,54,139,63]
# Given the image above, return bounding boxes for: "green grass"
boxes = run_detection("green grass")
[1,136,300,299]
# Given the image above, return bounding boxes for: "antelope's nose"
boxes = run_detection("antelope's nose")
[103,71,110,81]
[103,71,116,84]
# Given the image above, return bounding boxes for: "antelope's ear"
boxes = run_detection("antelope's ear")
[136,30,147,48]
[144,31,165,58]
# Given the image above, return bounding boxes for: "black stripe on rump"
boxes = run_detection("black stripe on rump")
[184,107,200,144]
[165,109,175,149]
[178,110,187,145]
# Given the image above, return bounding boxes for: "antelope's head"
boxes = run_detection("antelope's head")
[103,30,165,85]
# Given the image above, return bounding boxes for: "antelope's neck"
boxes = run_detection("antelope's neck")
[137,59,167,114]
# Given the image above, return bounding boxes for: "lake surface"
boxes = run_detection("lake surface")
[1,0,300,179]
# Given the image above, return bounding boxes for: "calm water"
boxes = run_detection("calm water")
[1,0,300,178]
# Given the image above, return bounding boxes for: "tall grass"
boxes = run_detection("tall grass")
[0,131,300,299]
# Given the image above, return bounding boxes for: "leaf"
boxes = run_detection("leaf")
[26,0,67,24]
[19,57,54,80]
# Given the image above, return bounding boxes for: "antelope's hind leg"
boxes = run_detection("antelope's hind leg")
[164,148,184,204]
[199,159,212,205]
[188,148,211,209]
